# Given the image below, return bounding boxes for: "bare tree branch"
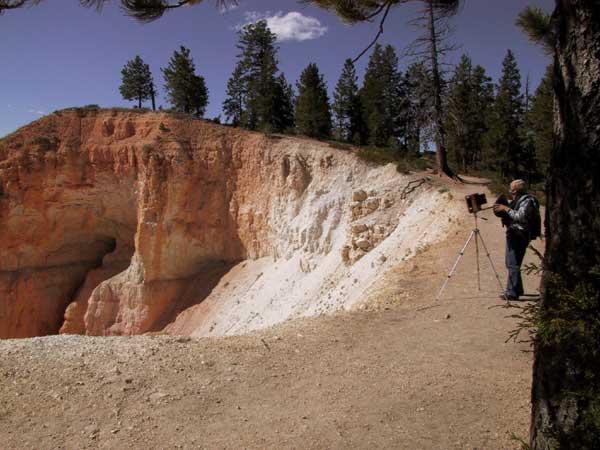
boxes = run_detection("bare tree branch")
[351,1,393,63]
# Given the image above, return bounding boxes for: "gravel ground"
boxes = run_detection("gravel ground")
[0,189,539,450]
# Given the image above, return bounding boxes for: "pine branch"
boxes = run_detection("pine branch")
[351,1,393,63]
[516,6,555,55]
[0,0,39,13]
[1,0,238,20]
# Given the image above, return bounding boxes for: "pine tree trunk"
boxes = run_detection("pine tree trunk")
[138,96,142,109]
[427,2,453,178]
[530,2,600,448]
[151,86,156,111]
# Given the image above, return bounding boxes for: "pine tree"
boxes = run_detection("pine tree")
[527,65,554,172]
[119,55,155,109]
[162,46,209,116]
[406,0,459,175]
[446,55,474,171]
[404,62,434,155]
[360,44,387,146]
[295,63,332,139]
[272,73,295,133]
[223,20,282,131]
[360,44,405,148]
[332,59,364,143]
[381,45,409,151]
[446,55,493,171]
[223,20,292,132]
[470,64,494,168]
[519,74,538,184]
[484,49,524,179]
[223,65,245,126]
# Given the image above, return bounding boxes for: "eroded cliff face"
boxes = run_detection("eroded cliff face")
[0,109,460,338]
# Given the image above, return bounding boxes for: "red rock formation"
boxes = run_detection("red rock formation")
[0,109,341,337]
[1,108,459,339]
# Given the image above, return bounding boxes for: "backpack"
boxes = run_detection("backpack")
[523,195,542,240]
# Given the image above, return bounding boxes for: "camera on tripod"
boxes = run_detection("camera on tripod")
[436,191,505,301]
[465,193,487,214]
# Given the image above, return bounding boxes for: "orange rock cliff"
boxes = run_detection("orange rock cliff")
[0,108,460,339]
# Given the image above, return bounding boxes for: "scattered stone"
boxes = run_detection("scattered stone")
[364,197,380,212]
[351,223,368,235]
[341,245,351,263]
[352,189,368,202]
[355,238,371,250]
[148,392,168,403]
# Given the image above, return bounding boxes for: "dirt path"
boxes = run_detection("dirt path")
[0,186,541,450]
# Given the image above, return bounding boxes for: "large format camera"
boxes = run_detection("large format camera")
[465,193,487,213]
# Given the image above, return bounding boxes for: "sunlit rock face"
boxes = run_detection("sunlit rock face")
[0,108,459,338]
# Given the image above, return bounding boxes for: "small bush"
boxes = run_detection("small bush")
[28,136,58,151]
[159,122,170,133]
[167,110,194,121]
[356,146,397,165]
[396,157,431,174]
[508,267,600,448]
[329,141,352,151]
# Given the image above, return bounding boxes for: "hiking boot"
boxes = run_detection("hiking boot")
[500,293,518,301]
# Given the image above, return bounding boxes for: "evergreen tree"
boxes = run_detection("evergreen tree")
[272,73,295,133]
[243,21,278,131]
[382,45,409,151]
[446,55,474,171]
[119,55,155,109]
[223,20,282,131]
[360,44,405,148]
[519,74,538,184]
[332,59,364,143]
[470,65,494,168]
[162,46,208,116]
[446,55,493,171]
[527,65,554,172]
[484,49,524,179]
[406,0,459,175]
[295,63,332,139]
[404,62,434,155]
[223,65,245,126]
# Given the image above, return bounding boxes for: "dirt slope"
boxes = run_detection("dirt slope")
[0,182,541,450]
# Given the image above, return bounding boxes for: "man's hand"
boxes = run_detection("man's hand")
[493,204,510,214]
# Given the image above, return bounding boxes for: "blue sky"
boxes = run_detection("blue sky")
[0,0,553,138]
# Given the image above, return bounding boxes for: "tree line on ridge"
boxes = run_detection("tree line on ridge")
[121,19,553,187]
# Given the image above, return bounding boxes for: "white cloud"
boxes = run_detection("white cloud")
[241,11,328,42]
[28,109,45,115]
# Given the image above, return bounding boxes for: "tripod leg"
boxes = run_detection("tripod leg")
[476,231,505,292]
[475,229,481,291]
[435,230,476,301]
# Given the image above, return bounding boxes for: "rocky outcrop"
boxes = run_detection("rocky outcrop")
[0,108,460,339]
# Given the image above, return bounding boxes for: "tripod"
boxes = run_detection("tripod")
[435,212,504,301]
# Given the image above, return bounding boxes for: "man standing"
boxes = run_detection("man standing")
[493,179,539,301]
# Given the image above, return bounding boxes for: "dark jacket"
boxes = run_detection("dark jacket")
[506,194,537,240]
